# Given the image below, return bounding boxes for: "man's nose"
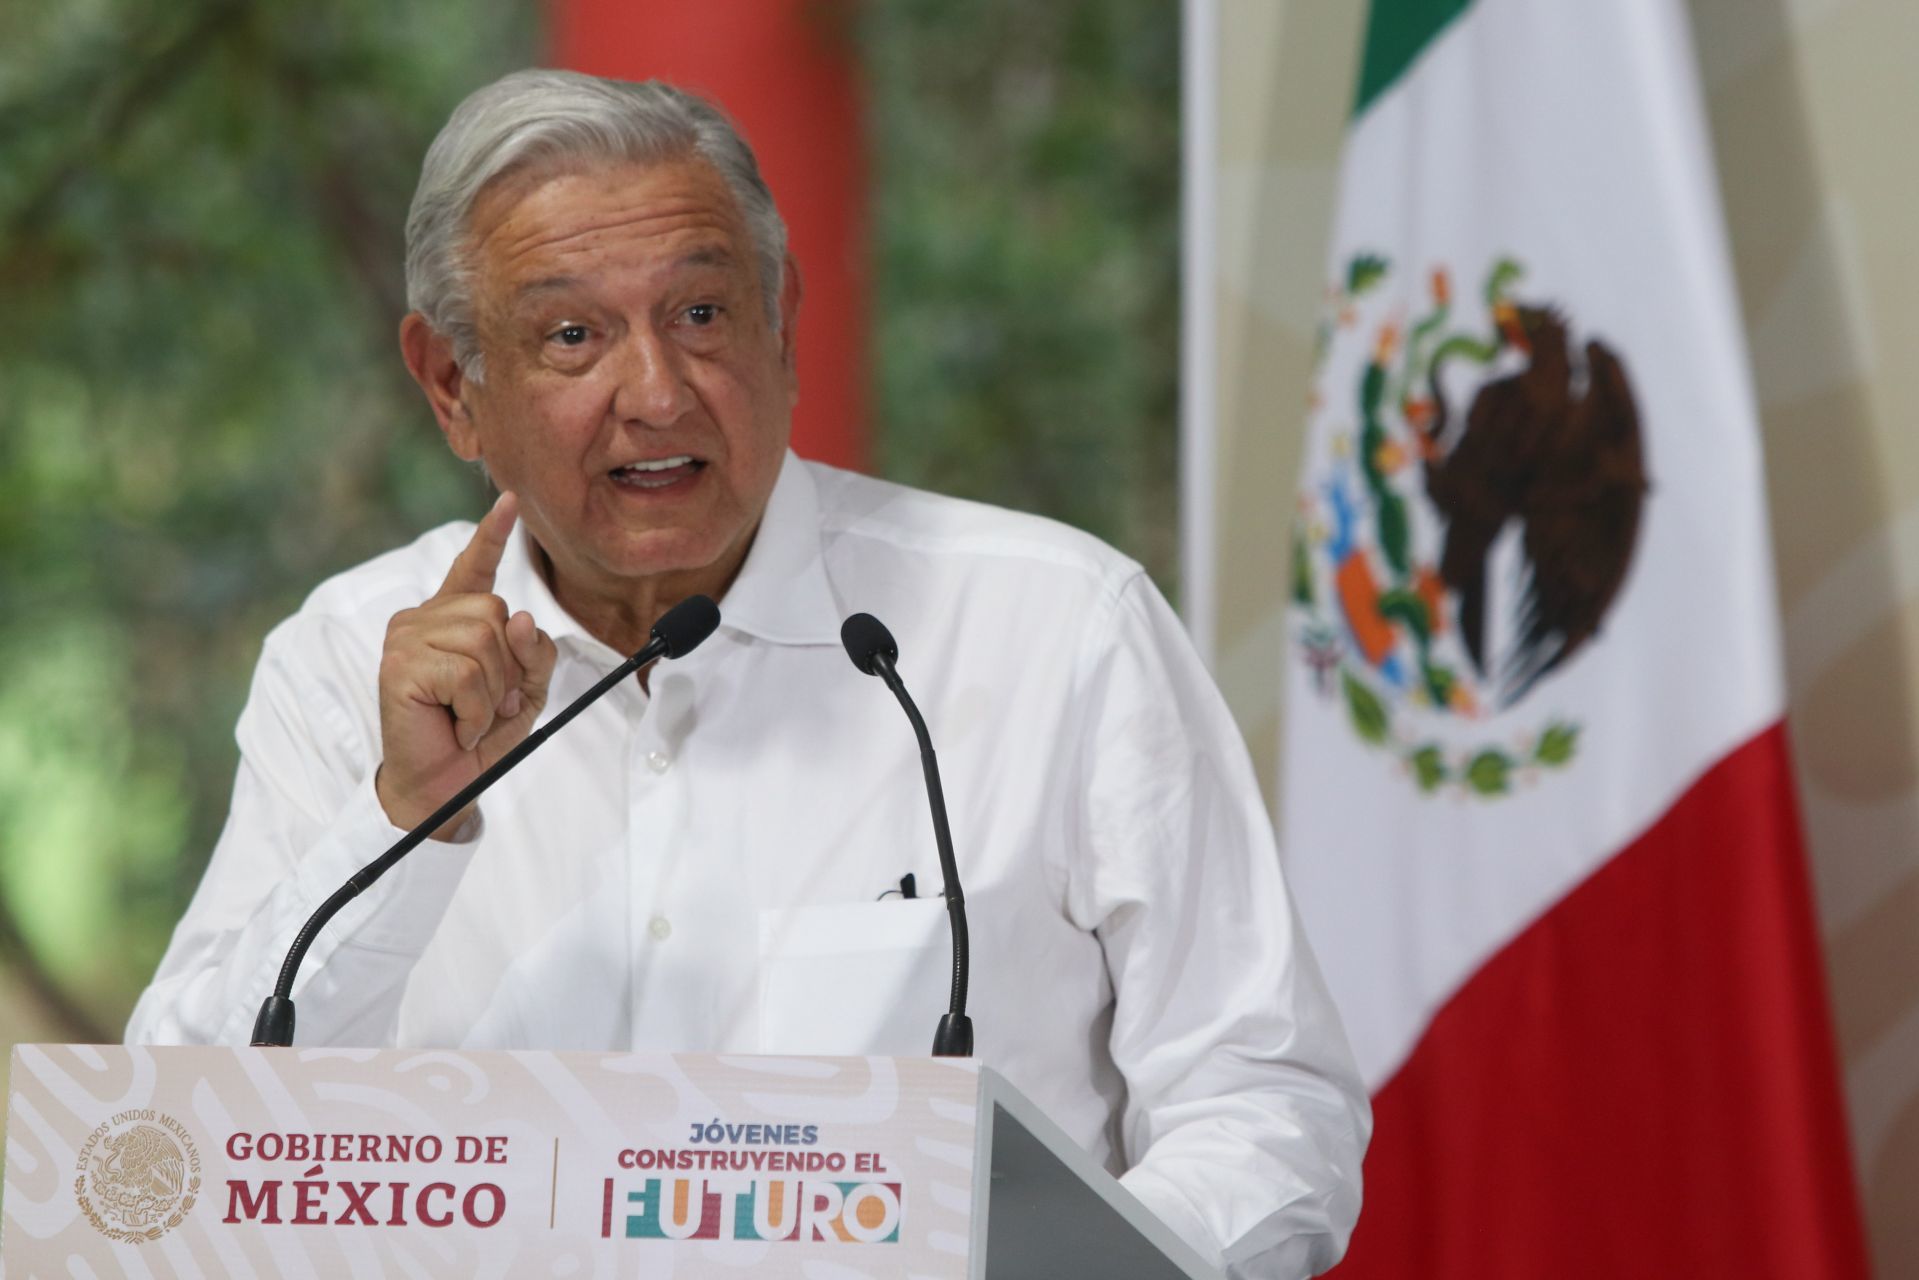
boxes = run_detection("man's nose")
[611,327,695,426]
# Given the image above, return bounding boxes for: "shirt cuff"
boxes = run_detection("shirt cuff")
[1118,1165,1227,1270]
[290,774,482,958]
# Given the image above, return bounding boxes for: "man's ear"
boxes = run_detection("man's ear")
[777,253,802,378]
[400,313,482,461]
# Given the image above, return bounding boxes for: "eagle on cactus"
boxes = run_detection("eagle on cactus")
[1294,255,1649,796]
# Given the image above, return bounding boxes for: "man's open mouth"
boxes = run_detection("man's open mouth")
[610,456,704,490]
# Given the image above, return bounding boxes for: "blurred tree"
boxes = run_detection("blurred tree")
[0,0,1178,1045]
[0,0,535,1039]
[862,0,1181,589]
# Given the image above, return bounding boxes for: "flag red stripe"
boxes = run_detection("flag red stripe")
[1335,724,1869,1277]
[546,0,867,470]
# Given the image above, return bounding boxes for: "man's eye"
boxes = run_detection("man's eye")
[684,304,719,327]
[551,325,590,346]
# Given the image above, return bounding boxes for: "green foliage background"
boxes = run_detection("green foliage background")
[0,0,1177,1047]
[865,0,1180,578]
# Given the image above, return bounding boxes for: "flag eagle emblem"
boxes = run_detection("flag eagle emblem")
[1292,256,1650,796]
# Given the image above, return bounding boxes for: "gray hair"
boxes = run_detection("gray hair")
[404,69,789,381]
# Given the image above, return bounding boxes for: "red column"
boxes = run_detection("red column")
[548,0,867,471]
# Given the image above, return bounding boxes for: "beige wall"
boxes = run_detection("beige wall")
[1207,0,1366,808]
[1695,0,1919,1268]
[1203,0,1919,1271]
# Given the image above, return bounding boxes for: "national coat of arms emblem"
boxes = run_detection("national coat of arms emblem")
[74,1109,202,1243]
[1292,255,1649,795]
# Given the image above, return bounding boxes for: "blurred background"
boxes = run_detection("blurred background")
[3,0,1917,1273]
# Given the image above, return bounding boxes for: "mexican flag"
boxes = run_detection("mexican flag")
[1280,1,1870,1274]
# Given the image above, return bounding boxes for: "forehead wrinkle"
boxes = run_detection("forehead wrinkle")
[486,231,748,321]
[511,275,583,301]
[467,161,757,332]
[496,253,743,327]
[678,246,736,268]
[507,247,736,310]
[495,200,733,257]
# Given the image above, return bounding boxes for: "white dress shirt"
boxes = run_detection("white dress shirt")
[128,451,1369,1277]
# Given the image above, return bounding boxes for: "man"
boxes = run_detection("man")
[128,70,1368,1276]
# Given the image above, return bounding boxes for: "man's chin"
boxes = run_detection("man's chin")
[588,531,747,590]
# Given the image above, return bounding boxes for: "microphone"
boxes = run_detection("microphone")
[250,593,722,1047]
[839,612,974,1057]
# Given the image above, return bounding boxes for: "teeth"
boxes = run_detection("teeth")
[620,455,694,473]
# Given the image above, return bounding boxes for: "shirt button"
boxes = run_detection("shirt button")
[649,916,672,941]
[645,750,672,774]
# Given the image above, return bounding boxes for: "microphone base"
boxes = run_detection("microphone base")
[250,996,296,1047]
[932,1013,974,1058]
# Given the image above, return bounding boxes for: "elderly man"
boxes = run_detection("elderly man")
[128,70,1368,1276]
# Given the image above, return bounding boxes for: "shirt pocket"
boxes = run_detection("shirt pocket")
[756,899,951,1056]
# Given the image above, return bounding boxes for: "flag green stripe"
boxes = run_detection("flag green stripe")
[1352,0,1474,118]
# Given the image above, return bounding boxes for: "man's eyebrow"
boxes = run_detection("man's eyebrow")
[511,275,585,302]
[676,246,736,270]
[509,249,735,304]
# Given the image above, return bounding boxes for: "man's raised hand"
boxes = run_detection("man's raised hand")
[374,492,559,837]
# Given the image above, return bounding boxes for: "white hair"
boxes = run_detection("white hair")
[404,69,789,380]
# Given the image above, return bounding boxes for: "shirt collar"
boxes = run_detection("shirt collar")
[709,449,842,647]
[492,449,842,660]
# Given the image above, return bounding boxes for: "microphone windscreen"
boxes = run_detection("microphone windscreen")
[840,612,900,676]
[653,594,721,657]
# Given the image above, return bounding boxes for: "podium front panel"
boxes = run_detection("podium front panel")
[4,1045,982,1277]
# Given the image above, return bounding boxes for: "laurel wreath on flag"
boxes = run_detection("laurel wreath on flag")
[1322,645,1580,795]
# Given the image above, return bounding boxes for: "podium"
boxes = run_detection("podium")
[3,1045,1222,1278]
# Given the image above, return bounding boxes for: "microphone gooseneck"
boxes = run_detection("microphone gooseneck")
[839,612,974,1058]
[250,594,722,1047]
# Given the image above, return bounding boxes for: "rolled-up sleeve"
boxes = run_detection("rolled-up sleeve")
[1068,572,1370,1278]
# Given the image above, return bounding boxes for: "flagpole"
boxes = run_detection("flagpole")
[1180,0,1221,669]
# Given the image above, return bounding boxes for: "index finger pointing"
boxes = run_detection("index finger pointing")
[436,491,519,598]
